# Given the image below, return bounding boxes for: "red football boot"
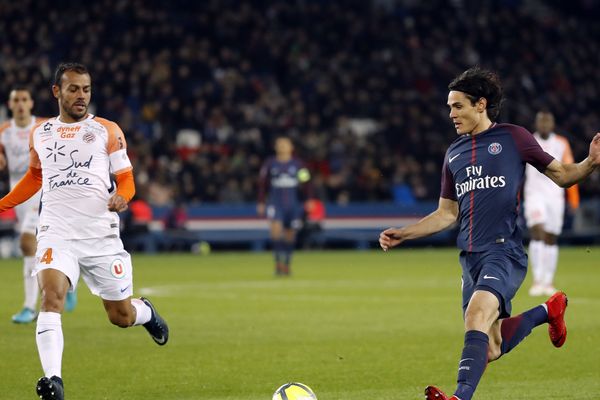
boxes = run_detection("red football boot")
[424,386,460,400]
[546,291,568,347]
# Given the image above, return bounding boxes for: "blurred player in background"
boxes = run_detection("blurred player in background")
[0,63,169,400]
[524,111,579,296]
[0,87,42,323]
[257,136,312,276]
[379,67,600,400]
[0,88,77,324]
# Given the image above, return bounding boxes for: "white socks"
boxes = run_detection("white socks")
[35,301,151,379]
[542,244,558,287]
[528,240,545,284]
[131,298,152,326]
[36,312,63,378]
[529,240,559,287]
[23,256,39,310]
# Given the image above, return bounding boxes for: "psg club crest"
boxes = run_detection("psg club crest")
[488,142,502,155]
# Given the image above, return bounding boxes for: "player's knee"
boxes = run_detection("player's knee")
[20,241,35,256]
[487,344,502,362]
[20,236,36,256]
[464,308,491,331]
[40,289,66,312]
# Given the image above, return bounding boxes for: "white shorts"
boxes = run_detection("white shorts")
[15,192,41,235]
[33,236,134,301]
[524,195,565,235]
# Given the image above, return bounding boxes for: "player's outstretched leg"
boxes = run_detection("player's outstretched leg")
[36,375,64,400]
[424,385,460,400]
[498,291,567,356]
[140,297,169,345]
[546,291,567,347]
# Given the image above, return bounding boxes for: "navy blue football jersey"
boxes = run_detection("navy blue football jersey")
[258,157,310,208]
[441,123,555,252]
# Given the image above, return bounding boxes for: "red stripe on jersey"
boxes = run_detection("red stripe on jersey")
[468,136,477,252]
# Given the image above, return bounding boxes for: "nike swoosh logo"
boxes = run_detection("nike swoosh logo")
[155,336,166,344]
[483,274,500,280]
[449,153,461,163]
[37,329,54,335]
[120,285,131,293]
[459,358,474,363]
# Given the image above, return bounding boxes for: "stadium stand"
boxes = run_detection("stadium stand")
[1,0,599,250]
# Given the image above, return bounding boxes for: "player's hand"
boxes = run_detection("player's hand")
[589,132,600,166]
[379,227,406,251]
[257,203,265,216]
[108,194,128,212]
[0,153,7,170]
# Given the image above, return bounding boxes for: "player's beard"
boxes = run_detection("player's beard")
[63,99,88,121]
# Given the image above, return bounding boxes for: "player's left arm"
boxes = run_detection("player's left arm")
[544,132,600,188]
[105,121,135,212]
[108,170,135,212]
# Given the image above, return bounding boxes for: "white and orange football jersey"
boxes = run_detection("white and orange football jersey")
[30,114,133,240]
[1,116,43,188]
[524,132,579,209]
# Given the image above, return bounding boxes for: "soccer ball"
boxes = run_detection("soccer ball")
[272,382,317,400]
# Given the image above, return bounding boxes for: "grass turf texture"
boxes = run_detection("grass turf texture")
[1,248,599,399]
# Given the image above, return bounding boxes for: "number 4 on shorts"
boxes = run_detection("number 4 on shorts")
[40,248,54,265]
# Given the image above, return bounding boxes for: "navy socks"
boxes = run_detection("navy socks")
[454,330,489,400]
[500,305,547,355]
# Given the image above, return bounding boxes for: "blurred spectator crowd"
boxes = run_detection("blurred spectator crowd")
[1,0,599,205]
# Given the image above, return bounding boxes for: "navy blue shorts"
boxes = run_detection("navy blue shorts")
[266,204,303,229]
[459,245,528,318]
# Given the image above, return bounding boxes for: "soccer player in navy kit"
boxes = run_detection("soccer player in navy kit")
[258,137,312,275]
[379,67,600,400]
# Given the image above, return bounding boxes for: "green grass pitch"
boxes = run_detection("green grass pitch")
[2,247,599,399]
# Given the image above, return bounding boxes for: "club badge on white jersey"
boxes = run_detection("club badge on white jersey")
[31,114,132,240]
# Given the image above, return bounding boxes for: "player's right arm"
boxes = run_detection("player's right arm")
[0,167,42,212]
[0,128,43,212]
[379,197,458,251]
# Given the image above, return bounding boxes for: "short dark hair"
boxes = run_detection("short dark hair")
[54,62,89,87]
[10,85,31,93]
[448,67,503,121]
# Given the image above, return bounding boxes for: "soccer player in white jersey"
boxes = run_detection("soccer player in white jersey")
[524,111,579,296]
[0,87,43,323]
[0,63,169,400]
[0,88,77,324]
